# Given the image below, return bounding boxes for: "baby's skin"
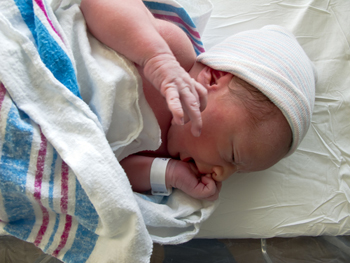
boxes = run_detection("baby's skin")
[80,0,206,137]
[80,0,292,201]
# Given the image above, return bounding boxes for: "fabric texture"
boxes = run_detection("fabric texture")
[197,25,316,155]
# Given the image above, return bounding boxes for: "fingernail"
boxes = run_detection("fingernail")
[180,118,184,125]
[197,129,201,137]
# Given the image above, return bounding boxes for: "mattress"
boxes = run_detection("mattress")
[197,0,350,239]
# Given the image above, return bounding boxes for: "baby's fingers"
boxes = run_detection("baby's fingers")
[164,82,203,137]
[179,85,203,137]
[164,87,184,125]
[200,175,222,201]
[195,81,208,112]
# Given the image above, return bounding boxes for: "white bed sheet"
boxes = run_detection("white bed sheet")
[196,0,350,239]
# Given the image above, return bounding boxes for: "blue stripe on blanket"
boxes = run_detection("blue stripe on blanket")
[48,151,58,212]
[74,178,99,232]
[143,1,196,27]
[63,224,99,263]
[62,179,99,261]
[179,27,203,46]
[44,213,60,251]
[14,0,81,98]
[0,105,35,240]
[143,1,205,56]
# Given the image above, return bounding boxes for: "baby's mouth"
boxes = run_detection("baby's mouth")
[182,157,193,162]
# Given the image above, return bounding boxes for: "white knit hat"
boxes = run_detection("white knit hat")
[197,25,316,156]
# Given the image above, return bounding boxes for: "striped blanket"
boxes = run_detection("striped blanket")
[143,1,205,55]
[0,0,215,262]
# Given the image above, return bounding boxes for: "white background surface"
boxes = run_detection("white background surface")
[197,0,350,238]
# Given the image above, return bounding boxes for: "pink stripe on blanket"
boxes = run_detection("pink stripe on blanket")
[34,131,48,201]
[52,215,73,257]
[52,162,73,257]
[34,0,62,40]
[60,161,69,213]
[152,13,200,38]
[34,131,50,246]
[187,36,205,53]
[153,13,205,53]
[34,206,50,246]
[0,83,7,112]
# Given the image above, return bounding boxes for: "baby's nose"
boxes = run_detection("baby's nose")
[211,166,235,182]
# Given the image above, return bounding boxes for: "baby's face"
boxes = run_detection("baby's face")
[167,65,292,181]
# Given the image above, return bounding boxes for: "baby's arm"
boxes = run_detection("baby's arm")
[120,155,221,201]
[80,0,207,137]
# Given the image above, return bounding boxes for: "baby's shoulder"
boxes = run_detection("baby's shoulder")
[155,18,196,72]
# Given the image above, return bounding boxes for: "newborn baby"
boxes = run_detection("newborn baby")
[80,0,316,201]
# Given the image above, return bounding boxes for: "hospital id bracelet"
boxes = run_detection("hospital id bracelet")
[150,158,172,196]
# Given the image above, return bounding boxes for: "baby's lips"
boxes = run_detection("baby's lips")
[182,157,192,162]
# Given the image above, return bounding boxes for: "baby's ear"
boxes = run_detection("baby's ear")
[208,68,229,89]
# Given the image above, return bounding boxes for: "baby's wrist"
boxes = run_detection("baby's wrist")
[165,159,178,189]
[143,54,178,89]
[150,157,172,196]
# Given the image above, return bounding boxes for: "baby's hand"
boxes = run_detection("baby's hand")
[143,54,207,137]
[166,159,221,201]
